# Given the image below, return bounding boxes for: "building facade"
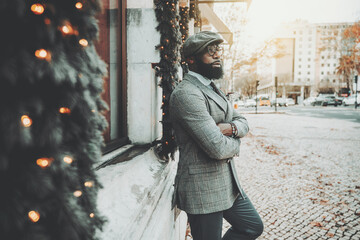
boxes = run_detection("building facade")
[258,20,354,103]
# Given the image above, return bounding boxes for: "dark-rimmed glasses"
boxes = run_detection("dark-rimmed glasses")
[207,45,223,57]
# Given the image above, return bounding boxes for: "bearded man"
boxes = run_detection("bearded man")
[170,31,263,240]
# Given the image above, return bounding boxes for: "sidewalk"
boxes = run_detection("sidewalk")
[223,113,360,239]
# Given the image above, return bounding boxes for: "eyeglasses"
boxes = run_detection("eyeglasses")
[207,45,223,57]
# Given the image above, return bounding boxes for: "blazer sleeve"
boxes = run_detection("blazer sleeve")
[231,108,249,138]
[170,87,240,160]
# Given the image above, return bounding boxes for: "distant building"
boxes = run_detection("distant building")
[258,20,354,103]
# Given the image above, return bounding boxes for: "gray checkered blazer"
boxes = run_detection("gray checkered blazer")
[170,73,249,215]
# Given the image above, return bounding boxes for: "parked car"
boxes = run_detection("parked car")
[285,98,295,106]
[321,96,341,106]
[258,96,270,106]
[335,96,344,105]
[303,97,317,106]
[342,95,360,106]
[244,98,256,108]
[270,98,287,107]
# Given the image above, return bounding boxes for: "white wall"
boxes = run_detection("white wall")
[127,8,162,144]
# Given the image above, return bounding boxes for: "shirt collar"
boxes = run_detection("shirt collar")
[187,71,212,87]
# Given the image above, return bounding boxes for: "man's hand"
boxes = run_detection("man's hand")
[217,123,233,137]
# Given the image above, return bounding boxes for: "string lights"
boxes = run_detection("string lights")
[75,2,83,9]
[35,49,51,61]
[79,39,88,47]
[36,158,54,169]
[21,115,32,127]
[73,190,82,197]
[63,156,73,164]
[84,181,94,187]
[28,211,40,222]
[31,4,45,15]
[59,107,71,114]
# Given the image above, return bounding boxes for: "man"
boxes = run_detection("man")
[170,31,263,240]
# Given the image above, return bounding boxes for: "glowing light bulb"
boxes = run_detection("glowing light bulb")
[31,4,45,15]
[21,115,32,127]
[79,39,88,47]
[91,109,96,113]
[35,49,51,61]
[63,156,73,164]
[36,158,53,168]
[60,23,74,35]
[73,190,82,197]
[75,2,83,9]
[84,181,94,187]
[89,213,95,218]
[59,107,71,114]
[28,211,40,222]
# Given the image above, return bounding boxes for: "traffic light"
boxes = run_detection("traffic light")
[256,80,259,88]
[275,77,278,87]
[355,75,358,84]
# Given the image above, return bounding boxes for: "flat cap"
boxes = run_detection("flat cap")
[183,31,224,58]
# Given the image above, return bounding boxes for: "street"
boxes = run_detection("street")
[239,105,360,123]
[223,109,360,239]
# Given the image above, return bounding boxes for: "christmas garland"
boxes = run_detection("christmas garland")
[154,0,182,161]
[179,6,190,72]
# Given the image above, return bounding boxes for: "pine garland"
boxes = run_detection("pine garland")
[179,6,190,72]
[154,0,182,161]
[0,0,107,239]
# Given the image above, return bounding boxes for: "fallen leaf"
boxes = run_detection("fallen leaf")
[310,221,323,227]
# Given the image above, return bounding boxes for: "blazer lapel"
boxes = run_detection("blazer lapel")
[184,74,228,113]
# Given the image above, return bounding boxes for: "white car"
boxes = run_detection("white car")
[303,97,317,106]
[343,95,360,106]
[233,100,244,108]
[286,98,295,106]
[244,99,256,107]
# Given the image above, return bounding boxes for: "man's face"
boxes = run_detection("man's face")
[195,44,224,80]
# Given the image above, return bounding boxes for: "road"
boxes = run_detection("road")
[222,111,360,240]
[238,105,360,123]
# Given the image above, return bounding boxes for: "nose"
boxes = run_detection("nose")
[212,51,221,59]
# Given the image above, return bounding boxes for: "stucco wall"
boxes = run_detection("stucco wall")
[127,8,162,144]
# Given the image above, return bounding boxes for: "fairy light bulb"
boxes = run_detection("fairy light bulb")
[60,22,74,35]
[73,190,82,197]
[59,107,71,114]
[21,115,32,127]
[28,211,40,222]
[89,213,95,218]
[63,156,73,164]
[75,2,83,9]
[31,4,45,15]
[79,39,88,47]
[84,181,94,187]
[35,49,51,61]
[36,158,53,168]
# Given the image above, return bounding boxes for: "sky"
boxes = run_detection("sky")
[244,0,360,45]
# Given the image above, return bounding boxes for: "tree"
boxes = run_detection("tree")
[336,21,360,90]
[0,1,107,239]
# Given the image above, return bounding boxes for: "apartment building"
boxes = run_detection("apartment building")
[258,20,354,103]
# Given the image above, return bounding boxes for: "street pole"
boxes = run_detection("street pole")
[255,80,259,114]
[275,76,278,112]
[355,75,358,109]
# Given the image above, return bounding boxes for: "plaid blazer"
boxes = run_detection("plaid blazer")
[170,73,249,215]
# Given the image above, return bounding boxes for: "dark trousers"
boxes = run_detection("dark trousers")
[187,195,264,240]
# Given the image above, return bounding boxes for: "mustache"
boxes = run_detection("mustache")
[211,60,221,65]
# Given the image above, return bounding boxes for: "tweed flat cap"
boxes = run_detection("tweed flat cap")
[183,31,224,58]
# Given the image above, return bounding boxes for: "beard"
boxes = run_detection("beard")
[195,59,224,80]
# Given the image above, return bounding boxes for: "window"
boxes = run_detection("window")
[321,64,324,67]
[321,72,324,75]
[334,55,336,59]
[328,56,330,59]
[333,79,336,83]
[298,72,301,75]
[307,72,310,75]
[299,58,302,62]
[328,64,330,67]
[299,65,302,68]
[308,58,311,61]
[333,63,336,67]
[308,65,310,68]
[322,56,325,59]
[95,0,128,153]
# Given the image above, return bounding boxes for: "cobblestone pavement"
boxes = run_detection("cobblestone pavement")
[222,113,360,240]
